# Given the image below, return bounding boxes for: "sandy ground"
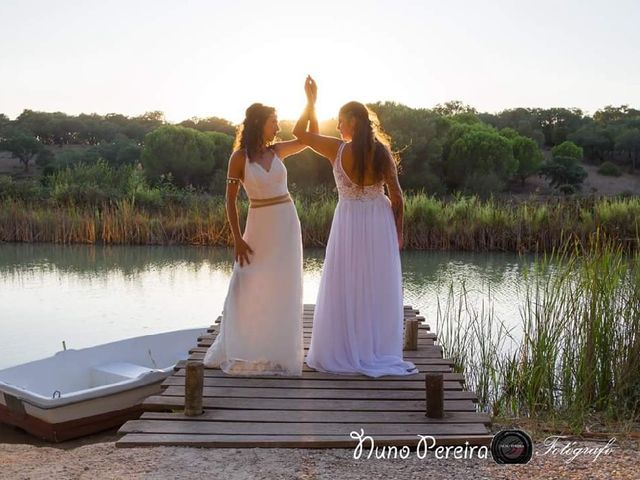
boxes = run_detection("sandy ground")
[512,162,640,197]
[1,424,638,480]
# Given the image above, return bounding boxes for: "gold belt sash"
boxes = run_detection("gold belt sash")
[249,193,292,209]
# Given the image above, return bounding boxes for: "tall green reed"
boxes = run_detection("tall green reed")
[436,230,640,427]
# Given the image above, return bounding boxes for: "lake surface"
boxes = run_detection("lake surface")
[0,243,540,370]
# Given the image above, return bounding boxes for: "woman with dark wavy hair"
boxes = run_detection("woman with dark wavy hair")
[204,94,316,376]
[293,77,417,377]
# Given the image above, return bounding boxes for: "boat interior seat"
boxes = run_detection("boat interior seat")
[90,362,158,386]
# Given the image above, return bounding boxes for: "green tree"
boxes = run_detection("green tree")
[15,110,56,144]
[568,123,612,161]
[615,128,640,171]
[0,114,10,134]
[499,128,520,140]
[369,102,446,192]
[512,136,544,185]
[534,108,585,146]
[434,100,477,116]
[593,105,640,125]
[0,131,44,171]
[141,125,233,189]
[551,140,583,161]
[180,116,236,136]
[446,129,517,192]
[95,135,142,167]
[539,155,588,193]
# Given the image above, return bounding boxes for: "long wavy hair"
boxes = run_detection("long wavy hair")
[233,103,276,161]
[339,101,398,185]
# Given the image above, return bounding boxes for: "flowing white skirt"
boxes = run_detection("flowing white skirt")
[306,196,418,377]
[203,201,303,376]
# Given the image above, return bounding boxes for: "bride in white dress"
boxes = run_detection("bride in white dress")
[203,101,316,376]
[293,77,417,377]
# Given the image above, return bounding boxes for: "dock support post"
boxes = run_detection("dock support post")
[184,361,204,416]
[404,319,419,351]
[425,373,444,418]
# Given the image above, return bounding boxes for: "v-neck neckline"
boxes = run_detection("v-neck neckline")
[252,153,277,174]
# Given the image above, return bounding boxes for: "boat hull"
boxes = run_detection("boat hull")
[0,381,163,442]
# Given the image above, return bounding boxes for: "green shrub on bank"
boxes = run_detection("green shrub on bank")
[141,126,233,191]
[597,161,622,177]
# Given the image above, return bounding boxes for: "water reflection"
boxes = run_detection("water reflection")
[0,243,541,370]
[400,250,538,330]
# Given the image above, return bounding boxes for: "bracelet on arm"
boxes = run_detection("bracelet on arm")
[226,177,242,185]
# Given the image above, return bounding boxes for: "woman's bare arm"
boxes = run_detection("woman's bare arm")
[383,148,404,249]
[226,150,253,266]
[293,76,341,163]
[273,140,307,160]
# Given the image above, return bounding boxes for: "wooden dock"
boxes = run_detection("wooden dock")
[116,305,492,448]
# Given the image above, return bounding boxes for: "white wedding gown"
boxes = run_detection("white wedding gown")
[203,151,303,376]
[306,142,418,377]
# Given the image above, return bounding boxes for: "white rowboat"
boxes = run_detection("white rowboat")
[0,327,207,442]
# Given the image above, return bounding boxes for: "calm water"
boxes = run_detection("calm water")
[0,243,539,370]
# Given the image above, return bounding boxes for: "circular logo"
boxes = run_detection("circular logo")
[491,429,533,464]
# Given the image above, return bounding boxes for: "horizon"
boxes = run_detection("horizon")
[1,0,639,124]
[4,99,632,126]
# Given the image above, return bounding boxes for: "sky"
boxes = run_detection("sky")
[0,0,638,123]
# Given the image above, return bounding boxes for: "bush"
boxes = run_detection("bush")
[551,141,583,161]
[539,155,588,193]
[47,160,142,204]
[35,149,55,168]
[558,184,577,195]
[141,126,233,189]
[462,172,505,198]
[0,174,47,200]
[94,136,142,167]
[597,161,622,177]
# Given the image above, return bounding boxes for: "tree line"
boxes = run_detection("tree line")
[1,102,638,198]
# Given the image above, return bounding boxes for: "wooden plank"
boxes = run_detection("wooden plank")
[303,305,418,311]
[116,433,493,449]
[196,338,436,348]
[160,386,478,401]
[197,334,435,342]
[197,332,437,344]
[207,324,431,333]
[140,410,491,425]
[119,420,490,436]
[185,355,456,372]
[188,346,444,358]
[142,396,478,412]
[161,376,464,391]
[305,304,417,311]
[176,358,456,370]
[173,368,465,382]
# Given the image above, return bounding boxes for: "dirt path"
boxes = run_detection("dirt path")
[1,425,638,480]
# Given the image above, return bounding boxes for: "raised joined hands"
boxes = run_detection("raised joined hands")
[305,75,317,105]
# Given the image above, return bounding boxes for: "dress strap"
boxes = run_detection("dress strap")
[335,142,347,167]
